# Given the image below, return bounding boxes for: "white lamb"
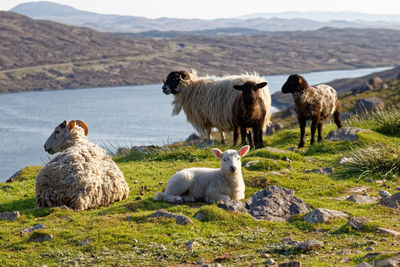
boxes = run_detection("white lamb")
[36,120,130,211]
[162,70,271,143]
[154,145,250,203]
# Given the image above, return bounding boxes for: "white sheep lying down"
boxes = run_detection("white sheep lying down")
[162,70,272,143]
[36,120,129,211]
[154,146,250,203]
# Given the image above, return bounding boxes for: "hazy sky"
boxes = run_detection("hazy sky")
[2,0,400,19]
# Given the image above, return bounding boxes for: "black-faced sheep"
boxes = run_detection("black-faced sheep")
[154,145,250,203]
[281,74,342,148]
[162,70,271,143]
[36,120,130,211]
[232,81,268,149]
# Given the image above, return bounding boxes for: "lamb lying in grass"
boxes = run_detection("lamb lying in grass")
[154,146,250,203]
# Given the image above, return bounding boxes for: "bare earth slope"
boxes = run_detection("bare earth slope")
[1,12,400,92]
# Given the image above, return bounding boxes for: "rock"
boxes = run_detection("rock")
[380,192,400,209]
[374,257,400,267]
[282,156,292,163]
[266,258,276,265]
[304,208,349,223]
[265,146,288,154]
[281,237,298,246]
[354,263,373,267]
[353,82,374,94]
[380,190,392,198]
[281,108,296,118]
[21,224,47,234]
[78,239,90,246]
[347,194,378,204]
[218,199,247,213]
[201,264,223,267]
[245,186,312,222]
[266,123,284,135]
[185,133,200,142]
[354,97,385,114]
[194,211,206,221]
[149,209,193,225]
[296,240,323,252]
[365,246,374,251]
[262,253,270,258]
[369,76,383,87]
[348,186,370,194]
[117,147,130,155]
[307,167,335,175]
[376,227,400,237]
[5,170,21,183]
[326,127,369,142]
[347,217,370,230]
[381,83,389,89]
[185,241,199,250]
[28,233,54,243]
[340,257,350,263]
[0,211,20,221]
[59,205,73,211]
[278,261,302,267]
[245,160,260,168]
[341,111,353,121]
[380,238,388,242]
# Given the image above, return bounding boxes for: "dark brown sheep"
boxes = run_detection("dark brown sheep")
[232,81,268,149]
[281,74,342,148]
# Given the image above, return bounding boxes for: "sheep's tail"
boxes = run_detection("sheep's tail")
[154,192,164,201]
[333,100,342,129]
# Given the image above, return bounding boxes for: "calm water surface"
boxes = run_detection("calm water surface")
[0,66,391,181]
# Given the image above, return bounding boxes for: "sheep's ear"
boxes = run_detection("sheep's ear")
[233,85,243,91]
[212,148,223,159]
[257,82,268,89]
[59,121,67,128]
[238,145,250,157]
[68,120,76,131]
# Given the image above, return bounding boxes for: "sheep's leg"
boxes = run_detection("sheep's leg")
[254,126,264,149]
[240,126,247,146]
[310,116,319,145]
[298,117,306,148]
[317,121,323,142]
[219,130,226,144]
[247,129,255,149]
[233,125,239,145]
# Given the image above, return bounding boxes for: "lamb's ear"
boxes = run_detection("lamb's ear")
[238,145,250,157]
[257,82,268,89]
[212,148,223,159]
[233,85,243,91]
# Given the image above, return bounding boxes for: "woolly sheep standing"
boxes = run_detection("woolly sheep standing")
[162,70,271,143]
[281,74,342,148]
[154,145,250,203]
[232,81,268,149]
[36,120,130,211]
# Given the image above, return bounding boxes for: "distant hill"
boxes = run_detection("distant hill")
[2,12,400,93]
[10,2,400,33]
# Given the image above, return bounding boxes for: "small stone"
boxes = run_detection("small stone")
[59,205,72,211]
[296,240,323,252]
[365,246,374,251]
[78,239,90,246]
[339,257,350,263]
[348,186,370,194]
[218,199,247,213]
[337,249,351,255]
[304,208,349,223]
[354,263,373,267]
[0,211,20,221]
[133,180,138,184]
[262,253,270,258]
[380,192,400,209]
[185,240,199,250]
[282,156,292,163]
[366,178,375,183]
[278,261,302,267]
[339,157,351,164]
[379,238,388,242]
[326,127,369,142]
[346,194,377,204]
[20,224,47,235]
[99,211,105,215]
[376,227,400,237]
[266,258,276,265]
[347,217,370,230]
[149,209,193,225]
[281,237,298,246]
[196,259,205,265]
[379,190,392,198]
[245,160,260,168]
[374,257,400,267]
[194,211,205,221]
[28,233,53,243]
[201,264,223,267]
[307,167,335,175]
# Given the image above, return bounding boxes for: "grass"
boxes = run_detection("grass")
[2,87,400,265]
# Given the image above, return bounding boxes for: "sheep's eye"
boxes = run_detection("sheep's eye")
[223,158,226,161]
[55,130,60,135]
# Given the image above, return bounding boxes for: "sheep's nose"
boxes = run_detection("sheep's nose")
[230,166,237,173]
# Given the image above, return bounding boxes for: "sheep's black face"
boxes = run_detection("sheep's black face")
[282,74,307,94]
[234,81,267,105]
[162,71,189,95]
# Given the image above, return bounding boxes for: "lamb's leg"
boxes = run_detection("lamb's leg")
[310,116,320,145]
[317,121,323,142]
[205,192,230,203]
[162,194,183,204]
[219,130,226,144]
[298,117,306,148]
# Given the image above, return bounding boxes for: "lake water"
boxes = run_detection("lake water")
[0,66,391,181]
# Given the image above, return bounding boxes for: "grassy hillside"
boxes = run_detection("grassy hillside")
[2,11,400,92]
[1,107,400,266]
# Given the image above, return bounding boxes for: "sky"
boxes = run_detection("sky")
[1,0,400,19]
